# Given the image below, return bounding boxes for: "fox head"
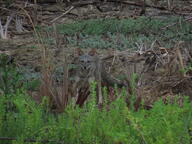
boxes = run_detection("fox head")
[75,48,98,71]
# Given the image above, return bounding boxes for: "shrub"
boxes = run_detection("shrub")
[0,87,191,144]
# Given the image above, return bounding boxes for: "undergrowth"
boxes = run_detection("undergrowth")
[0,16,192,143]
[0,59,191,144]
[38,16,192,50]
[0,87,191,144]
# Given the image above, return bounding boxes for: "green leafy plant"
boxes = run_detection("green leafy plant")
[0,54,22,95]
[0,84,191,144]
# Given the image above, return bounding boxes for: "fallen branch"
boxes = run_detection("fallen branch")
[50,6,74,23]
[101,49,130,61]
[0,14,14,39]
[108,0,166,10]
[0,137,65,144]
[71,0,167,11]
[175,42,185,77]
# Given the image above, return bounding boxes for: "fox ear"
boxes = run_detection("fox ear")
[88,48,97,56]
[75,48,84,56]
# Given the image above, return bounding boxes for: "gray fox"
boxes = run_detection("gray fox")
[69,48,126,107]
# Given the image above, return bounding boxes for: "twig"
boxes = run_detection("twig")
[15,4,61,110]
[161,16,192,30]
[0,14,14,39]
[50,6,74,23]
[101,49,130,61]
[184,48,192,62]
[175,41,185,77]
[108,51,117,73]
[0,137,65,144]
[15,15,26,32]
[71,0,167,10]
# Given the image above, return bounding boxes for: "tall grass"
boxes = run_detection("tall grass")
[0,65,191,144]
[0,90,191,144]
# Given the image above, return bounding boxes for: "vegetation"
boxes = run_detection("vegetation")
[0,57,191,144]
[51,17,192,50]
[0,1,192,143]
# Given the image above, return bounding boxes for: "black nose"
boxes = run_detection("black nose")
[84,66,87,70]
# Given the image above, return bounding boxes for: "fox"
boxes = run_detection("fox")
[69,48,126,107]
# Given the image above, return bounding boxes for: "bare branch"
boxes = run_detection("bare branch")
[0,14,14,39]
[16,16,27,32]
[50,6,74,23]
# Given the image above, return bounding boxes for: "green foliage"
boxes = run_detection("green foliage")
[0,55,40,94]
[0,63,191,143]
[0,87,191,144]
[35,16,192,50]
[181,61,192,75]
[19,67,41,91]
[57,17,172,36]
[0,54,22,95]
[129,73,138,110]
[0,16,192,144]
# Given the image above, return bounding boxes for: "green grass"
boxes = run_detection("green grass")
[39,16,192,50]
[0,89,191,144]
[57,17,183,35]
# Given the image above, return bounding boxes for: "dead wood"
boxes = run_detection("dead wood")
[70,0,166,10]
[100,41,192,109]
[50,6,74,23]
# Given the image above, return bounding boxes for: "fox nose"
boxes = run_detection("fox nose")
[83,66,87,70]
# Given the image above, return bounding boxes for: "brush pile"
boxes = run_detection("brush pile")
[103,42,192,108]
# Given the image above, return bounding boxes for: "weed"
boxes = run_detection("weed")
[0,85,191,144]
[0,54,22,95]
[0,16,192,144]
[36,17,192,51]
